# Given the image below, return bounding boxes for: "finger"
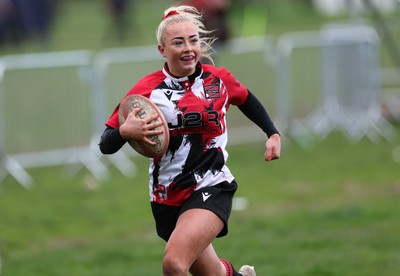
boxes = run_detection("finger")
[147,120,163,130]
[145,113,160,124]
[143,136,157,146]
[265,146,273,162]
[267,147,280,162]
[271,149,280,160]
[130,106,142,117]
[145,129,164,136]
[269,155,279,161]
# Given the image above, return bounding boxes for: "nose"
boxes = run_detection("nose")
[183,41,193,52]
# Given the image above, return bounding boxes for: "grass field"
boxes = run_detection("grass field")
[1,1,400,275]
[1,126,400,275]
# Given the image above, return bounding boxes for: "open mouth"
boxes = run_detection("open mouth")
[181,55,195,62]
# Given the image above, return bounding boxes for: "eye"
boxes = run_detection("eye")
[190,38,199,44]
[173,40,183,46]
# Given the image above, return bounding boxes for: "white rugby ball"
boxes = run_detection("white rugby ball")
[118,94,169,158]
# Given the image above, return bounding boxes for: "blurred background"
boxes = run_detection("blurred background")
[1,0,400,275]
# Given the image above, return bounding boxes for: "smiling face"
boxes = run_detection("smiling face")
[158,21,200,77]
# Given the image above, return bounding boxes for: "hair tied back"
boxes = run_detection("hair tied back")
[162,10,179,20]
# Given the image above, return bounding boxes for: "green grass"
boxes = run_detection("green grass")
[1,125,400,275]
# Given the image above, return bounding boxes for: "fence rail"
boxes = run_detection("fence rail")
[275,23,397,147]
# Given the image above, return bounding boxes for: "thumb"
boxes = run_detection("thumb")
[265,146,273,162]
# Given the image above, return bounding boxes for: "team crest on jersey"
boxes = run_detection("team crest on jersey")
[203,83,220,99]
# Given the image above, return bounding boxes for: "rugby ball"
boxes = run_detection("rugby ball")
[118,94,169,158]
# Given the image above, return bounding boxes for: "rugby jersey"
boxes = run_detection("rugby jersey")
[106,63,249,206]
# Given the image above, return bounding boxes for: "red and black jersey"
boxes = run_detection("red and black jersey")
[106,63,249,206]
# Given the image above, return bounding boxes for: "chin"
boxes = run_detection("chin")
[179,66,196,76]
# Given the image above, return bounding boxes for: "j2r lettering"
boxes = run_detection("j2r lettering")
[168,110,219,129]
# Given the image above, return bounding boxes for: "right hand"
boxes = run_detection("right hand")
[119,107,164,146]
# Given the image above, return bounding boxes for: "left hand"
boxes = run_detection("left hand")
[265,133,281,162]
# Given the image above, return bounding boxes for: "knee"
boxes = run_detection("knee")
[162,254,189,276]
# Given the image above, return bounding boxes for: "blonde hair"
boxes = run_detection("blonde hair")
[156,5,216,64]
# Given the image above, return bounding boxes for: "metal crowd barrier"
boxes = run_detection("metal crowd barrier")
[0,50,137,187]
[275,23,396,147]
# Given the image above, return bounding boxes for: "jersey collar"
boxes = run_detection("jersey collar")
[162,62,203,84]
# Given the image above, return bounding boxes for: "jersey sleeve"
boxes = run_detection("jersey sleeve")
[105,104,122,129]
[215,66,249,106]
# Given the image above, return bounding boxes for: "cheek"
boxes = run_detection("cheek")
[170,48,182,59]
[194,44,201,54]
[162,48,175,60]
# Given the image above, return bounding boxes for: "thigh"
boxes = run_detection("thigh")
[151,202,180,241]
[164,208,224,270]
[180,180,237,238]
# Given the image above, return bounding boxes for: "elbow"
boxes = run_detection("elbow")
[98,139,115,155]
[98,127,125,154]
[99,143,110,155]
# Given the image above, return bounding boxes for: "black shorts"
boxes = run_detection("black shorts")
[151,180,238,241]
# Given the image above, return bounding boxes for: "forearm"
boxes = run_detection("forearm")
[99,126,126,154]
[238,91,280,138]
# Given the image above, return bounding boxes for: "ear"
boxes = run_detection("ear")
[158,44,166,58]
